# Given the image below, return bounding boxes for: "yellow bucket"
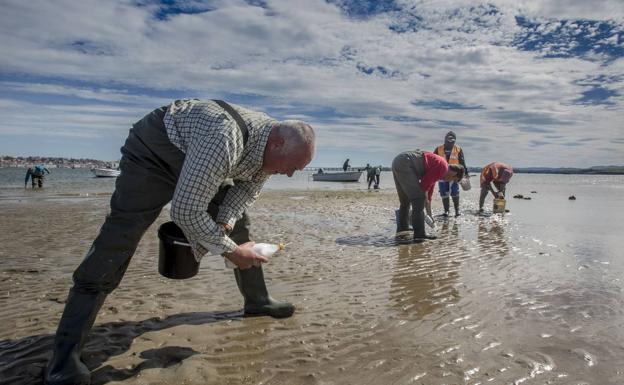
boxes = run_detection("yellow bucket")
[493,198,506,213]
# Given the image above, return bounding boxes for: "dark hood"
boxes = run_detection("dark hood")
[444,131,456,149]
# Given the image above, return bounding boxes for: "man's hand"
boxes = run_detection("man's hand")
[223,242,267,270]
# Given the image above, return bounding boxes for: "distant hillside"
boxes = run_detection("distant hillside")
[1,155,118,169]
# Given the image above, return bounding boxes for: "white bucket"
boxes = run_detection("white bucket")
[459,176,471,191]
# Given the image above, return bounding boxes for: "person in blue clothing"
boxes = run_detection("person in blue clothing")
[25,164,50,188]
[433,131,468,216]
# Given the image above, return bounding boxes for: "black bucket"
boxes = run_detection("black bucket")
[158,221,199,279]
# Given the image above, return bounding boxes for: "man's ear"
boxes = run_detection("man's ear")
[269,136,285,150]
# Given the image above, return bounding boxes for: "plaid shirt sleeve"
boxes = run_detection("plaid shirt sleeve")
[216,176,270,227]
[170,130,240,257]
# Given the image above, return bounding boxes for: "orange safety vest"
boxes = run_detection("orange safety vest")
[435,144,461,165]
[480,162,512,186]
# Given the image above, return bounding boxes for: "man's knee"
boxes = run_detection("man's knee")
[411,199,425,211]
[75,230,136,291]
[73,281,121,295]
[72,270,124,294]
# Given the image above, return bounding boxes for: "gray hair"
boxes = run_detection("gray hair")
[272,120,315,154]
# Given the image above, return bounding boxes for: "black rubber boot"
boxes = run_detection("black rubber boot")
[44,290,107,385]
[442,197,450,216]
[413,234,438,243]
[452,196,460,217]
[234,266,295,319]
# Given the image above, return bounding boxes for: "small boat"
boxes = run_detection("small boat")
[312,171,362,182]
[91,168,121,178]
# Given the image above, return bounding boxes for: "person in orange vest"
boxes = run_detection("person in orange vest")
[479,162,513,212]
[433,131,468,216]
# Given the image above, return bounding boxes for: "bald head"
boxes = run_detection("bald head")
[262,120,315,177]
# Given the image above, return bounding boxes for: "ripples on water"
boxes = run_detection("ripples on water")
[250,184,624,384]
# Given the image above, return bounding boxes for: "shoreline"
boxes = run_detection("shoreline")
[2,164,624,175]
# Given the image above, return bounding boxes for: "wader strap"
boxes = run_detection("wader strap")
[213,100,249,146]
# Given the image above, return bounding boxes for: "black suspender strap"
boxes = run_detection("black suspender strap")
[213,100,249,146]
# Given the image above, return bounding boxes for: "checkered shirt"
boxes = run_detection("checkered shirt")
[163,99,275,259]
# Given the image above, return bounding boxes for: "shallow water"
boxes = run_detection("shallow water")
[1,172,623,384]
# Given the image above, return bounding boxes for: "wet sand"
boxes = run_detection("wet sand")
[1,189,623,384]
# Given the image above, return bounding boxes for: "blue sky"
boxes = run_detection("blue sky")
[1,0,622,167]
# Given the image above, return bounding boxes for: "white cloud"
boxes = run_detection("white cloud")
[513,0,624,21]
[0,82,169,106]
[0,0,622,167]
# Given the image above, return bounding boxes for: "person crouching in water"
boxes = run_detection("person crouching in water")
[392,150,464,242]
[25,164,50,188]
[479,162,513,212]
[433,131,468,217]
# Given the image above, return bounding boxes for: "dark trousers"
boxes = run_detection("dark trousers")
[479,186,491,209]
[392,151,426,238]
[32,175,43,188]
[72,107,250,295]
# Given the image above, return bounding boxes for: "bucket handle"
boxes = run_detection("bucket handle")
[173,240,191,247]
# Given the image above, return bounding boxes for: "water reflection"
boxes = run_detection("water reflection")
[390,243,460,319]
[477,218,509,258]
[437,219,459,239]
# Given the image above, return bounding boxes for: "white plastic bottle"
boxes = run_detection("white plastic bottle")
[425,214,436,229]
[252,242,285,257]
[224,242,284,269]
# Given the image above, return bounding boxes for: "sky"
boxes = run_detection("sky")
[0,0,623,168]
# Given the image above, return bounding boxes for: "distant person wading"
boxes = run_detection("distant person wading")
[374,164,381,189]
[25,164,50,188]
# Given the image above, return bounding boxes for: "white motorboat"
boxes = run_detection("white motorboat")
[91,168,121,178]
[312,171,362,182]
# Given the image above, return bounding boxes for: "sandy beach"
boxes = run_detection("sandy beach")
[1,183,624,384]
